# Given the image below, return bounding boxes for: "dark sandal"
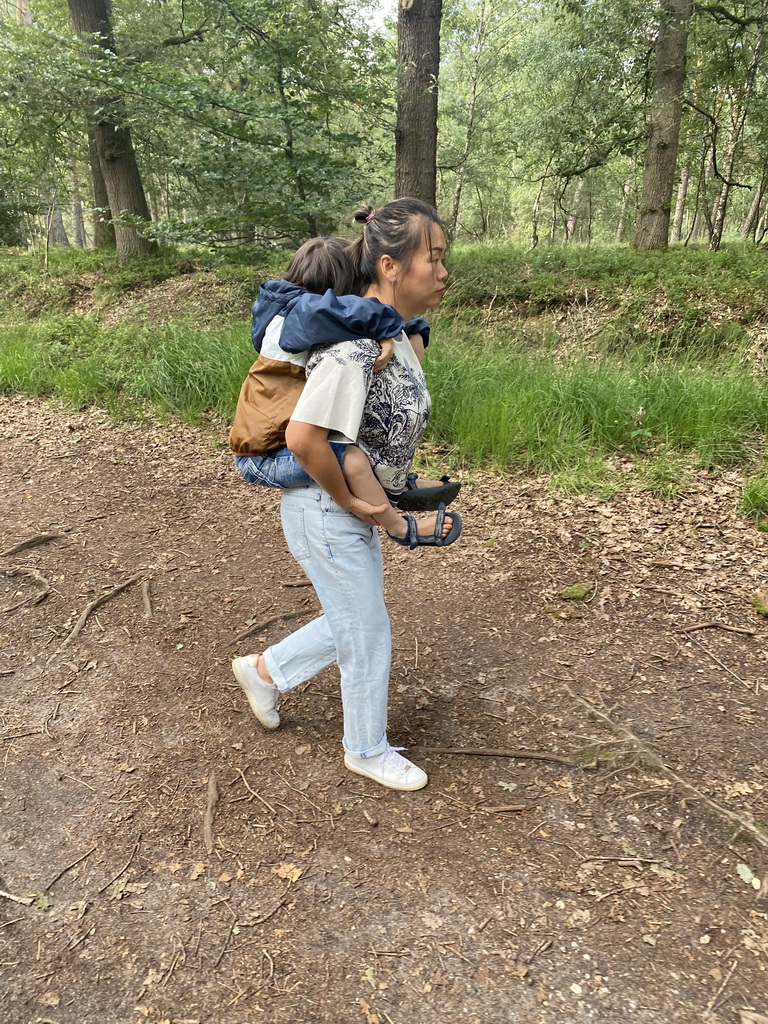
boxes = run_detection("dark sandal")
[385,473,461,512]
[387,503,462,550]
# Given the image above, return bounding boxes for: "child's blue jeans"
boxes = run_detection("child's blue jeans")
[234,443,349,489]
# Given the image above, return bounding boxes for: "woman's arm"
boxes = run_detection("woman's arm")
[285,421,386,522]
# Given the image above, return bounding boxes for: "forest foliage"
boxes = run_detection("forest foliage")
[3,0,768,251]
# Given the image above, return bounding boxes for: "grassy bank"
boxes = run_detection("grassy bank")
[1,242,768,514]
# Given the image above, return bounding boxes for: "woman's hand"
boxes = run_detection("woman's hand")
[346,495,388,521]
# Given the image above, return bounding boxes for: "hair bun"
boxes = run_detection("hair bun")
[353,204,374,225]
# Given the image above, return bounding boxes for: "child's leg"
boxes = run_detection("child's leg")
[342,447,452,542]
[235,449,313,489]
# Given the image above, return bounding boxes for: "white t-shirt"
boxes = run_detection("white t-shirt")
[290,332,431,492]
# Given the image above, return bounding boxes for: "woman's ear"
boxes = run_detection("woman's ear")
[379,254,398,284]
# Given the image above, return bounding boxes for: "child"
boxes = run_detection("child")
[229,236,461,547]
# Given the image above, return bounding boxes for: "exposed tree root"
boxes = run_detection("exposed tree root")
[418,746,575,766]
[233,607,317,643]
[57,572,146,651]
[565,684,768,851]
[1,532,67,557]
[1,567,50,612]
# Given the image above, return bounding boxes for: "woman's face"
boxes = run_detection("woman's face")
[393,224,448,318]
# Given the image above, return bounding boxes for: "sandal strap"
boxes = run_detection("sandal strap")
[433,503,446,541]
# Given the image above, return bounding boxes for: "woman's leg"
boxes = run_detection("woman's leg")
[267,487,391,757]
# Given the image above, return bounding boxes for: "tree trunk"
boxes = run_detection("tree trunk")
[72,164,87,248]
[741,176,765,240]
[15,0,31,25]
[670,166,689,242]
[87,127,116,249]
[564,177,586,242]
[395,0,443,205]
[449,0,491,232]
[632,0,693,250]
[47,206,70,248]
[615,155,637,242]
[709,22,765,251]
[67,0,154,260]
[688,144,714,241]
[756,200,768,244]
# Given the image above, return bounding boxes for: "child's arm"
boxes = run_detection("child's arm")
[280,291,406,353]
[407,333,425,362]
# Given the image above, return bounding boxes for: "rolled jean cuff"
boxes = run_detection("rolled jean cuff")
[261,649,291,694]
[343,734,389,759]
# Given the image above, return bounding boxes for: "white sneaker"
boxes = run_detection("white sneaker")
[231,656,280,729]
[344,746,428,791]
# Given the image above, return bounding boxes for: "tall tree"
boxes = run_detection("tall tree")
[395,0,443,205]
[67,0,154,258]
[632,0,693,250]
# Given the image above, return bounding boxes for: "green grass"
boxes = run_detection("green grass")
[423,329,768,474]
[0,314,253,423]
[741,474,768,519]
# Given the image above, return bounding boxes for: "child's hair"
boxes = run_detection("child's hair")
[283,236,358,296]
[349,198,444,288]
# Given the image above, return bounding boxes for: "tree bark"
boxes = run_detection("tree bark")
[395,0,443,206]
[67,0,154,259]
[632,0,693,250]
[72,163,87,248]
[670,165,689,242]
[615,155,637,243]
[449,0,491,231]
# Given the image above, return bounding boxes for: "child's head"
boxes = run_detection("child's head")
[283,236,358,296]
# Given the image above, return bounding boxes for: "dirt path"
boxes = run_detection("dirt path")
[1,395,767,1024]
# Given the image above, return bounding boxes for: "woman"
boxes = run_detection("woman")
[231,198,457,791]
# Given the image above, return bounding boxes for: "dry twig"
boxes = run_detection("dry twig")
[0,889,34,906]
[46,845,97,891]
[98,834,141,894]
[681,620,755,636]
[141,579,153,619]
[203,772,219,855]
[703,958,738,1018]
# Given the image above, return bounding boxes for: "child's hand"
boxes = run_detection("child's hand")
[373,338,395,372]
[346,495,389,523]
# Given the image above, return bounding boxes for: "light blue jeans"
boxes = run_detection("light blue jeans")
[262,484,390,759]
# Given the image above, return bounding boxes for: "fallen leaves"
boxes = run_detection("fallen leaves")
[271,862,302,882]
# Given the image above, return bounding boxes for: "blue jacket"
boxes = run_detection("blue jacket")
[251,280,430,354]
